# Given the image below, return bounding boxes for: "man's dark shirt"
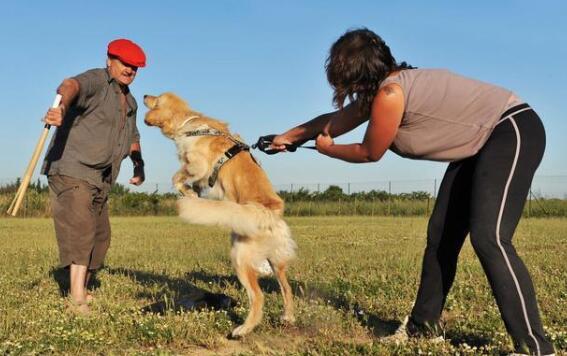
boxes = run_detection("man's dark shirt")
[42,68,140,189]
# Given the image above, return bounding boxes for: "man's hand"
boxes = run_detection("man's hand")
[43,104,66,127]
[130,165,145,185]
[129,175,144,186]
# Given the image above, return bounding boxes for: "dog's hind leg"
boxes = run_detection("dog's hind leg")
[231,263,264,338]
[230,237,264,338]
[271,261,295,324]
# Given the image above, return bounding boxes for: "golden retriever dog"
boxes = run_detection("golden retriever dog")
[143,92,297,338]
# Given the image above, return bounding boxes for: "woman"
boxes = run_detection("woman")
[269,28,554,355]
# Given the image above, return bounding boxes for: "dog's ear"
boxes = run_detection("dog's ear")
[161,105,194,137]
[161,116,177,137]
[163,92,191,111]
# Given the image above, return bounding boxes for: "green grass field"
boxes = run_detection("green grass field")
[0,216,565,355]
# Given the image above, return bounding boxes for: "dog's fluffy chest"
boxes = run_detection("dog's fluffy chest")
[173,132,226,200]
[174,134,200,157]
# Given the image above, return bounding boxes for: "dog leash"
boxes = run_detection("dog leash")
[251,134,317,155]
[184,129,316,187]
[186,130,316,155]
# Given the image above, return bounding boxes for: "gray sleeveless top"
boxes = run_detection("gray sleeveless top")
[380,69,523,161]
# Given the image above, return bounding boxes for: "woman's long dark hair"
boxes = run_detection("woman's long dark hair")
[325,28,413,115]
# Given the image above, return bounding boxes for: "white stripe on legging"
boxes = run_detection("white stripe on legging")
[496,116,541,355]
[496,107,532,125]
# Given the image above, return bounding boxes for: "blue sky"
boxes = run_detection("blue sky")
[1,1,566,194]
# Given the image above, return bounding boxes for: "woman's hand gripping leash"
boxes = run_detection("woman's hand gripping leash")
[252,134,317,155]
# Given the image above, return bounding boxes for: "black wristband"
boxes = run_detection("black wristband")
[131,151,144,166]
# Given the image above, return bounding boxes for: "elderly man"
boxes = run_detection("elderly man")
[42,38,147,313]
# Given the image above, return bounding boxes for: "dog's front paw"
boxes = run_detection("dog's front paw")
[182,188,198,198]
[175,184,198,198]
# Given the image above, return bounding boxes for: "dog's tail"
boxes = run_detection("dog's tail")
[177,197,279,236]
[176,197,296,263]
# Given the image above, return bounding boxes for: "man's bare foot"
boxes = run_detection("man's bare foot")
[66,297,90,315]
[85,293,94,304]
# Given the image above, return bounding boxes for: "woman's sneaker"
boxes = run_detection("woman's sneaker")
[383,316,444,343]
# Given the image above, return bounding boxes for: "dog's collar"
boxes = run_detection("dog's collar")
[178,115,200,130]
[183,128,254,187]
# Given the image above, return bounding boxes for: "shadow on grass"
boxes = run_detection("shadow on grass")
[296,282,400,337]
[445,330,492,348]
[187,269,400,337]
[28,264,403,339]
[105,267,238,320]
[49,267,495,345]
[49,267,101,297]
[47,266,400,337]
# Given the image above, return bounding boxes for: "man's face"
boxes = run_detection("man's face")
[106,57,138,86]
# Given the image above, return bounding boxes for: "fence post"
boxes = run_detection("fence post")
[290,183,294,193]
[348,183,351,195]
[354,196,357,216]
[388,181,392,216]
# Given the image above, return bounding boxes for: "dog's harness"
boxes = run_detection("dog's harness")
[184,128,252,187]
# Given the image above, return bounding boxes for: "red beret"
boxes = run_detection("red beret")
[107,39,146,68]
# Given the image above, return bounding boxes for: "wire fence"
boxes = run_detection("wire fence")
[1,175,566,218]
[272,175,567,200]
[2,175,566,198]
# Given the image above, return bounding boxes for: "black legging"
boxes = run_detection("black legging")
[410,104,554,355]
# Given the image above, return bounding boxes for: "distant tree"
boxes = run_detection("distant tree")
[321,185,345,200]
[0,178,21,194]
[110,183,130,195]
[292,187,312,200]
[29,178,48,193]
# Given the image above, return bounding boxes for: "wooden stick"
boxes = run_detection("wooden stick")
[7,94,62,216]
